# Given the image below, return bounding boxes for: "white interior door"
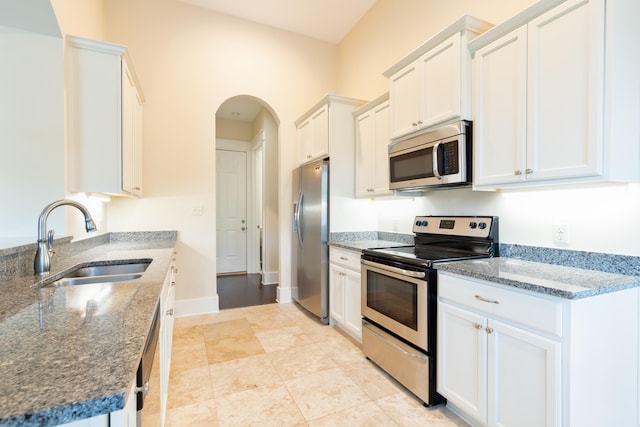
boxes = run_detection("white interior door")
[216,149,247,274]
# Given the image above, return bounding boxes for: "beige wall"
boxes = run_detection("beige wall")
[50,0,106,40]
[53,0,338,312]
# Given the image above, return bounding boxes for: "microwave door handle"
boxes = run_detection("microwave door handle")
[432,141,442,179]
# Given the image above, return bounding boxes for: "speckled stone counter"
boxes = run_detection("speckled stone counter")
[436,257,640,299]
[329,231,412,252]
[0,231,177,426]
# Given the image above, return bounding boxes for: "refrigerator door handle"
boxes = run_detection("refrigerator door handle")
[295,191,303,246]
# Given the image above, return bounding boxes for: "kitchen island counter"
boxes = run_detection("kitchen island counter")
[0,232,177,426]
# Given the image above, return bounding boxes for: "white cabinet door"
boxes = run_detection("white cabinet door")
[355,98,392,198]
[438,302,488,425]
[310,105,329,161]
[297,104,329,164]
[422,33,462,128]
[329,263,345,326]
[473,26,528,186]
[355,109,374,196]
[389,61,421,139]
[157,255,177,427]
[298,118,313,164]
[488,319,561,427]
[343,268,362,341]
[526,0,602,182]
[121,60,141,196]
[372,101,391,195]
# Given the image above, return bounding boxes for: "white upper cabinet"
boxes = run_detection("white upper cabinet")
[354,93,392,198]
[384,15,493,140]
[297,104,329,165]
[471,0,640,189]
[66,35,144,197]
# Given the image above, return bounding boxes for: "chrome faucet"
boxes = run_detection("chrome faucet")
[34,199,97,276]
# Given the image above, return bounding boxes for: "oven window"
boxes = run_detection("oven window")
[390,148,434,183]
[366,270,418,330]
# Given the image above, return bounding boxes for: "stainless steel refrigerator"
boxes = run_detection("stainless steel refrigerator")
[292,159,329,324]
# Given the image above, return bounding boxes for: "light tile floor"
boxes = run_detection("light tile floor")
[166,302,469,427]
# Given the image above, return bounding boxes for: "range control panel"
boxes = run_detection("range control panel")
[412,216,496,238]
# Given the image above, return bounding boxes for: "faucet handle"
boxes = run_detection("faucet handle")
[47,230,56,258]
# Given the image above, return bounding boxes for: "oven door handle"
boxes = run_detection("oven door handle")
[361,260,426,279]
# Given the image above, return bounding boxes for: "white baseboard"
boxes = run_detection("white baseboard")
[261,270,279,285]
[277,286,292,303]
[175,295,219,317]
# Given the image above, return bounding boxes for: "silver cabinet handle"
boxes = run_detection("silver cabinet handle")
[485,327,494,334]
[166,308,174,316]
[475,295,499,304]
[339,256,349,261]
[134,381,149,395]
[473,323,484,330]
[525,168,533,174]
[514,170,522,176]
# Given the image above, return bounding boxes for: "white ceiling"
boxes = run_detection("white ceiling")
[177,0,377,44]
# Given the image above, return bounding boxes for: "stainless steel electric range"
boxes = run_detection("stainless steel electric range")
[360,215,499,406]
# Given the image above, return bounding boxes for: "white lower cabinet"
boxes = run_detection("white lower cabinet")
[329,247,362,342]
[439,302,560,427]
[158,254,177,426]
[438,271,640,427]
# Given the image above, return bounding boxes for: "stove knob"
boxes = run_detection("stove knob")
[415,220,421,227]
[469,222,477,229]
[479,222,487,230]
[421,220,428,227]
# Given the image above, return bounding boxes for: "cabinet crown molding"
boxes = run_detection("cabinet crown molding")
[467,0,567,53]
[295,94,366,126]
[383,14,493,78]
[65,35,145,102]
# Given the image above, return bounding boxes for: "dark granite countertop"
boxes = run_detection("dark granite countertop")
[436,257,640,299]
[329,231,413,253]
[330,239,411,252]
[0,233,177,426]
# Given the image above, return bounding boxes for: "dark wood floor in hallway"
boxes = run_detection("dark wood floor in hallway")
[217,273,277,309]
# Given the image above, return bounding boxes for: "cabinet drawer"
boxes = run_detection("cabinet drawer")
[438,272,562,337]
[330,247,361,271]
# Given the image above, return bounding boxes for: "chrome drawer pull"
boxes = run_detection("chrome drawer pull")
[475,295,499,304]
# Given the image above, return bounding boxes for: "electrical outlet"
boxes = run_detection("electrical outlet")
[191,205,203,216]
[553,223,569,244]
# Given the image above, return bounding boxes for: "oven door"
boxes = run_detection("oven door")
[361,259,428,351]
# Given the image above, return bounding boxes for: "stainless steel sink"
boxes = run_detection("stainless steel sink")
[64,262,150,278]
[44,260,151,287]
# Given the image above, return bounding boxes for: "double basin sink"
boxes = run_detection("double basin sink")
[39,259,152,288]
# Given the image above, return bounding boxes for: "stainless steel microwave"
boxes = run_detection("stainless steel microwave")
[388,120,472,191]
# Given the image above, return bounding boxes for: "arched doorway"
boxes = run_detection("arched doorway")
[215,95,280,309]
